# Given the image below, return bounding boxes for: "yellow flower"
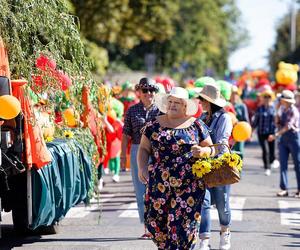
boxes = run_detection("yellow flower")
[64,130,74,139]
[192,160,212,178]
[227,153,240,168]
[211,159,222,170]
[45,136,54,142]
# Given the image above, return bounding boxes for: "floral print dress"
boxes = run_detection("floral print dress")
[142,118,209,250]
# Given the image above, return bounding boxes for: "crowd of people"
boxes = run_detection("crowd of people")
[97,74,300,250]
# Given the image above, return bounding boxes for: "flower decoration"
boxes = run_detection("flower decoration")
[64,130,74,139]
[45,136,54,142]
[192,152,243,178]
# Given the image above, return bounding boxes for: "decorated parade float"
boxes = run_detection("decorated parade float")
[0,1,109,235]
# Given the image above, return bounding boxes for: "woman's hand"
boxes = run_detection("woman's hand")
[268,134,276,142]
[191,145,210,158]
[138,167,149,184]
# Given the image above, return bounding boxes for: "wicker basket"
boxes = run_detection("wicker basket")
[203,143,241,188]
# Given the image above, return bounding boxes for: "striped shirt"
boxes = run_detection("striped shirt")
[122,102,161,144]
[252,105,276,135]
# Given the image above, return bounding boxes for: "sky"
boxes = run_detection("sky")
[228,0,292,71]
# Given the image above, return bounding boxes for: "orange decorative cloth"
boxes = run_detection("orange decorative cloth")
[11,80,52,169]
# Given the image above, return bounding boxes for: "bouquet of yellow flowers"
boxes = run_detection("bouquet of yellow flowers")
[192,145,242,188]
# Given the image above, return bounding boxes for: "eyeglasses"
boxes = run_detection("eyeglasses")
[141,88,156,94]
[263,95,272,99]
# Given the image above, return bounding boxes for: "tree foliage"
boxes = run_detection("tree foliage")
[71,0,178,49]
[90,0,248,77]
[268,10,300,73]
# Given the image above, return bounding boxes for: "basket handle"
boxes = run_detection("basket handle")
[209,143,231,154]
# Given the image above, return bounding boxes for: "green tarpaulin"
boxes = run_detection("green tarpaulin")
[31,139,92,229]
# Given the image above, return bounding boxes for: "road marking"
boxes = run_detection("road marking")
[211,197,246,221]
[279,200,300,226]
[118,197,246,220]
[65,194,114,218]
[119,202,139,218]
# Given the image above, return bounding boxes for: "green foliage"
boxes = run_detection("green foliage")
[0,0,100,172]
[71,0,178,49]
[105,0,247,77]
[268,11,300,73]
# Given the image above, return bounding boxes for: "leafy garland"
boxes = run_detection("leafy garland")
[0,1,104,188]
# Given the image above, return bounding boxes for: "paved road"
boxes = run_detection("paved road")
[1,142,300,249]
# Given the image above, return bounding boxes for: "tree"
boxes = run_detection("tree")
[268,10,300,73]
[114,0,248,78]
[71,0,178,49]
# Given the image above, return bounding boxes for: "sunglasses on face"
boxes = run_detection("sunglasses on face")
[263,95,272,99]
[141,88,156,94]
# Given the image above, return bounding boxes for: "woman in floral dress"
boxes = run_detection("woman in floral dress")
[138,87,214,249]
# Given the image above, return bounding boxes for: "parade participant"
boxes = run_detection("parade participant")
[252,89,276,176]
[230,86,249,159]
[119,80,138,113]
[138,87,214,249]
[121,77,160,238]
[196,84,233,250]
[268,90,300,197]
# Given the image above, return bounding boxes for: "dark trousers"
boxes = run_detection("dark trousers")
[258,133,275,170]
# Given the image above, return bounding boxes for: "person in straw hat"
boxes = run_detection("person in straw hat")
[268,90,300,198]
[138,87,215,249]
[252,89,277,176]
[195,83,233,250]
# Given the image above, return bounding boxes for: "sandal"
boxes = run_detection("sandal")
[140,233,152,240]
[277,190,288,197]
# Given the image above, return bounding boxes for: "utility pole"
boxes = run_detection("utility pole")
[290,0,297,52]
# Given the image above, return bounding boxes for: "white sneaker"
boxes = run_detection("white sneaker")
[112,174,120,183]
[97,178,104,192]
[199,239,210,250]
[271,160,279,169]
[219,231,231,250]
[104,168,110,174]
[265,169,271,176]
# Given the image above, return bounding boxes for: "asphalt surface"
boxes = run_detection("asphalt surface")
[1,141,300,250]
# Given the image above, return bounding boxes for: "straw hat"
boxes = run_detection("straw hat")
[280,90,296,104]
[154,87,198,115]
[260,89,275,100]
[196,84,227,107]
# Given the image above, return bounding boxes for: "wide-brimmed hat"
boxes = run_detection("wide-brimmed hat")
[280,90,295,104]
[135,77,158,91]
[196,84,227,107]
[154,87,198,116]
[260,89,275,100]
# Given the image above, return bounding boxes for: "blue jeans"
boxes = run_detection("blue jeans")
[199,185,231,238]
[278,131,300,191]
[130,144,146,223]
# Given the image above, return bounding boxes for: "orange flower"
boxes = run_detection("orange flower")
[170,177,178,187]
[157,183,166,193]
[187,196,195,207]
[171,199,176,208]
[194,212,201,221]
[153,201,161,210]
[161,171,169,181]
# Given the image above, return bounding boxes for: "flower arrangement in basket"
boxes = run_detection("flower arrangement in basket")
[192,144,243,188]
